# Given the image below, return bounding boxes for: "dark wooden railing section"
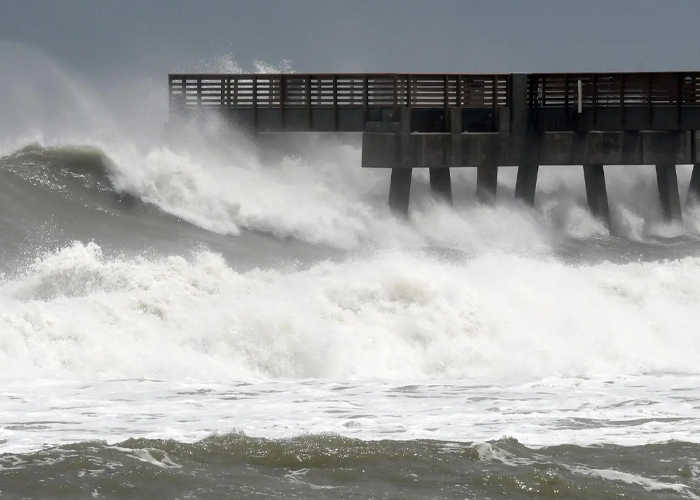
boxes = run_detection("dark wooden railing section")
[169,74,509,110]
[169,72,700,132]
[170,72,700,110]
[530,72,700,108]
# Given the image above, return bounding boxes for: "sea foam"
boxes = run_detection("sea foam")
[2,241,700,380]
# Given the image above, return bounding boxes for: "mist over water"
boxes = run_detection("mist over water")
[4,42,700,499]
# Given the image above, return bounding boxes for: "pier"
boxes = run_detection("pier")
[168,72,700,229]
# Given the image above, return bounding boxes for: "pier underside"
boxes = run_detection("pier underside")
[360,107,699,228]
[361,130,695,168]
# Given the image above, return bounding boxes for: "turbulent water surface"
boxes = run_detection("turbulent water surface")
[3,76,700,497]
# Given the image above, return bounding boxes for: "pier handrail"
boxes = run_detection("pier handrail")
[529,72,700,108]
[168,73,509,111]
[170,72,700,113]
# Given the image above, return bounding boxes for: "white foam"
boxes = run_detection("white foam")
[3,242,700,380]
[99,132,700,250]
[109,447,181,469]
[571,466,696,496]
[2,375,700,454]
[472,442,522,466]
[6,49,700,457]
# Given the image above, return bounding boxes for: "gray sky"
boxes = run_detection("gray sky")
[3,0,700,82]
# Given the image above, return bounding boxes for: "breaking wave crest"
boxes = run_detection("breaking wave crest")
[4,137,700,255]
[1,241,700,380]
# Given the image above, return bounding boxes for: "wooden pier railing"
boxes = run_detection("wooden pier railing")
[530,72,700,108]
[170,72,700,112]
[169,72,700,132]
[168,73,509,110]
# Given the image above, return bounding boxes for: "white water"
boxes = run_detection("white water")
[4,135,700,450]
[4,45,700,454]
[103,131,699,249]
[2,241,700,381]
[2,375,700,454]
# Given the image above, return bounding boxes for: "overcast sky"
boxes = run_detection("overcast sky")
[2,0,700,81]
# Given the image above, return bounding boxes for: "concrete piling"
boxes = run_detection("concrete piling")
[515,164,539,206]
[426,107,460,206]
[388,107,414,217]
[477,165,498,205]
[656,164,682,222]
[583,164,611,230]
[687,164,700,206]
[389,168,413,216]
[429,168,453,205]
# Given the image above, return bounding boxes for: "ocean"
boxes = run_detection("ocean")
[2,46,700,499]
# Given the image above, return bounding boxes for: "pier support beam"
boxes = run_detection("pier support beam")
[389,168,413,216]
[687,164,700,206]
[429,168,452,205]
[515,164,539,206]
[428,107,460,207]
[477,165,498,205]
[583,164,611,230]
[389,107,413,217]
[656,164,682,222]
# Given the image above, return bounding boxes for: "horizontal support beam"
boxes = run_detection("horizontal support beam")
[172,105,700,133]
[173,107,504,133]
[361,130,695,168]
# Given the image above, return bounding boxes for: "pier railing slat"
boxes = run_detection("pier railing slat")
[169,73,512,111]
[169,71,700,134]
[529,72,700,108]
